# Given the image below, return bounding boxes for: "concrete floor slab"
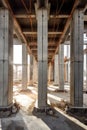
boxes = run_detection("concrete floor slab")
[1,84,86,130]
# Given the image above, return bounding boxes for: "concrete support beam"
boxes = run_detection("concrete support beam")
[37,8,48,109]
[48,62,54,83]
[67,45,70,83]
[33,57,38,83]
[70,9,84,107]
[54,55,59,85]
[27,54,30,84]
[59,44,64,90]
[48,63,51,83]
[64,62,68,82]
[15,14,69,19]
[0,9,13,108]
[65,45,70,83]
[86,45,87,89]
[22,44,27,89]
[30,55,33,85]
[23,31,62,35]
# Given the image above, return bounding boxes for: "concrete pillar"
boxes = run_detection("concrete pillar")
[37,8,48,109]
[48,62,52,83]
[30,55,33,85]
[67,45,70,83]
[51,62,54,81]
[70,9,84,107]
[48,63,51,83]
[27,54,30,84]
[48,62,54,82]
[86,46,87,89]
[59,44,64,90]
[54,55,59,85]
[15,65,18,80]
[33,57,38,83]
[65,45,70,83]
[22,44,27,89]
[0,9,13,108]
[68,61,70,83]
[64,62,68,82]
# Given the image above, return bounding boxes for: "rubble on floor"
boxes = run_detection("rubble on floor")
[13,86,36,114]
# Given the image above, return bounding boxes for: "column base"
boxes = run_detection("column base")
[33,106,55,116]
[54,89,67,93]
[0,103,19,118]
[0,104,13,118]
[65,106,87,124]
[66,106,87,113]
[53,83,59,86]
[28,81,34,86]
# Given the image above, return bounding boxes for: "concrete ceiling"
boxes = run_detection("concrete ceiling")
[0,0,87,62]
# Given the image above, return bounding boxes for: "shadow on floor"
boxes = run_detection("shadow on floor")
[32,108,86,130]
[1,113,28,130]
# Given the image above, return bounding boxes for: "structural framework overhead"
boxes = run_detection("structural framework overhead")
[0,0,87,62]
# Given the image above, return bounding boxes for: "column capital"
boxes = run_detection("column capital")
[35,3,50,20]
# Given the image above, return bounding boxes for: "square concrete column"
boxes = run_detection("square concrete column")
[86,45,87,89]
[29,55,33,85]
[67,45,70,83]
[48,63,51,83]
[68,61,70,83]
[51,62,54,81]
[58,44,64,90]
[48,62,54,83]
[0,9,13,108]
[22,44,27,89]
[70,9,84,107]
[64,62,68,82]
[27,54,30,83]
[37,8,48,109]
[65,45,70,83]
[33,57,38,83]
[54,55,59,85]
